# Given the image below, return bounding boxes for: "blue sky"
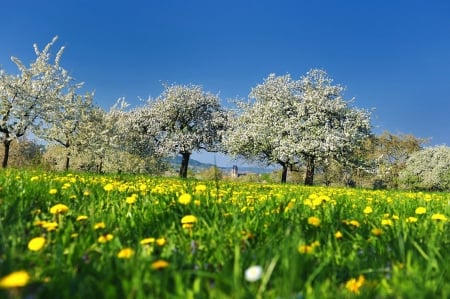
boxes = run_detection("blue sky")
[1,0,449,166]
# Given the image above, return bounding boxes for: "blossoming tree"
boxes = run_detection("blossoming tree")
[225,69,371,184]
[294,69,371,185]
[224,74,302,183]
[39,88,96,170]
[0,36,70,167]
[131,84,228,177]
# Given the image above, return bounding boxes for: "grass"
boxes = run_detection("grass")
[0,169,449,298]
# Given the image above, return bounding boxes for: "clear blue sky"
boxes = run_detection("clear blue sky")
[1,0,449,166]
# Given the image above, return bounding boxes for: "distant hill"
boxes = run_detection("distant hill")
[166,156,276,174]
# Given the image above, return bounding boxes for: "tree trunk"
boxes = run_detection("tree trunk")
[2,139,12,168]
[179,152,191,178]
[280,163,288,184]
[65,153,70,171]
[304,155,315,186]
[98,157,103,174]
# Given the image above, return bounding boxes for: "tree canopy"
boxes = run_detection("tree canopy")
[225,69,371,184]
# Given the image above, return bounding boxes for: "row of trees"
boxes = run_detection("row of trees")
[1,37,448,189]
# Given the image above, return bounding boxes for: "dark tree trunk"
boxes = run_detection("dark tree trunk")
[65,155,70,171]
[280,163,288,184]
[2,139,12,168]
[179,152,191,178]
[98,158,103,173]
[304,155,315,186]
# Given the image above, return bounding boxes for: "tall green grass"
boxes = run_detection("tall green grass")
[0,169,449,298]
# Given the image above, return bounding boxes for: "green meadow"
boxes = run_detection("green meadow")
[0,169,449,298]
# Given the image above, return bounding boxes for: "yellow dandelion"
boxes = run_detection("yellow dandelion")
[49,188,58,195]
[42,221,58,231]
[406,216,418,223]
[76,215,88,221]
[307,216,321,227]
[371,228,383,236]
[103,183,114,192]
[0,270,30,288]
[195,184,207,193]
[178,193,192,205]
[335,231,343,239]
[345,275,365,294]
[431,213,447,221]
[415,207,426,215]
[98,234,114,243]
[94,222,106,230]
[50,203,69,214]
[140,237,156,245]
[117,248,134,259]
[28,237,46,251]
[156,237,166,246]
[181,215,198,225]
[381,219,393,226]
[151,259,169,270]
[125,194,138,204]
[298,244,313,254]
[363,206,373,214]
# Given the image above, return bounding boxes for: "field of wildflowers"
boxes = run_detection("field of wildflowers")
[0,169,449,298]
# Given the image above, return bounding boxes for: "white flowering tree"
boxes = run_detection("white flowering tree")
[0,36,70,167]
[399,145,450,190]
[132,84,228,177]
[225,69,371,185]
[224,74,302,183]
[294,69,371,185]
[39,87,96,170]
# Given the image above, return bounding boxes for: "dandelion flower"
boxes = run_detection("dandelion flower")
[381,219,393,226]
[415,207,426,215]
[156,237,166,246]
[140,237,156,245]
[406,216,418,223]
[28,237,46,251]
[117,248,134,259]
[335,231,343,239]
[178,193,192,205]
[50,203,69,214]
[151,259,169,270]
[42,221,58,231]
[0,270,30,288]
[181,215,197,225]
[307,216,321,227]
[103,183,114,192]
[371,228,383,236]
[98,234,114,243]
[125,194,138,204]
[431,213,447,221]
[49,188,58,195]
[76,215,88,221]
[245,265,263,282]
[363,206,373,214]
[94,222,106,230]
[345,275,365,294]
[195,184,207,193]
[298,244,315,254]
